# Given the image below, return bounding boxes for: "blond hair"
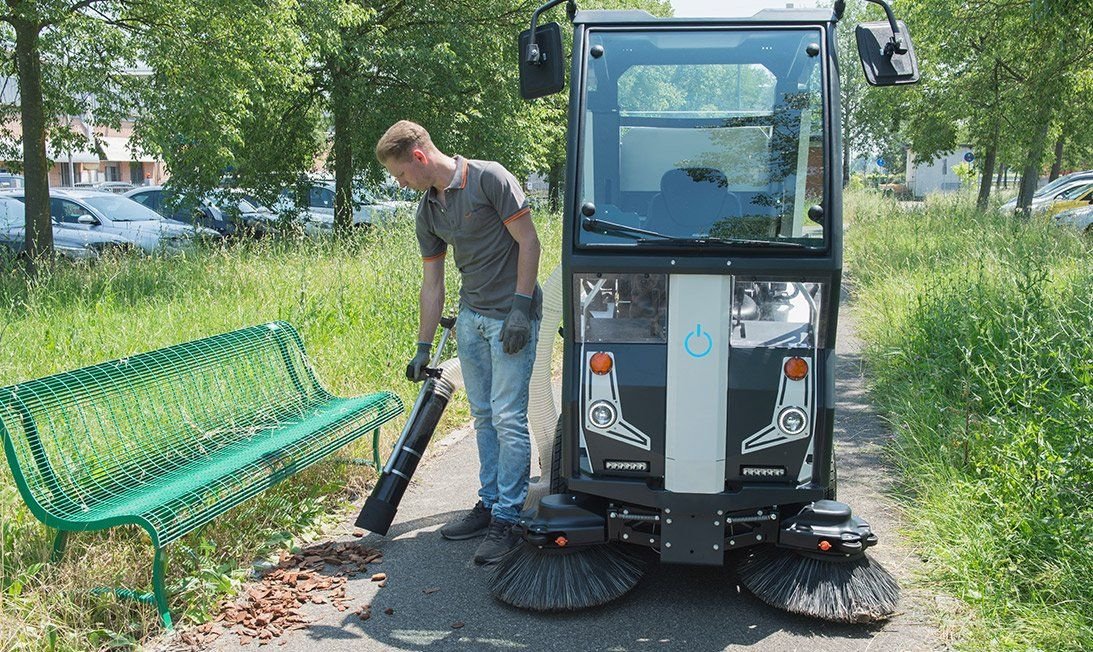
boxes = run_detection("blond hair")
[375,120,433,163]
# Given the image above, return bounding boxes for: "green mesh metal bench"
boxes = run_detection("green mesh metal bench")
[0,321,403,629]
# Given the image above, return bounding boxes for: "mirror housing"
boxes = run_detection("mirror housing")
[856,19,920,86]
[77,214,98,225]
[519,21,565,99]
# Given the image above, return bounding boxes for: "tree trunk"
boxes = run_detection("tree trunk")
[14,16,53,276]
[976,145,996,211]
[331,77,354,236]
[1049,136,1064,181]
[995,162,1004,189]
[547,160,562,213]
[1016,120,1051,214]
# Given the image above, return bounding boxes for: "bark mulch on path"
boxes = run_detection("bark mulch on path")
[175,537,382,648]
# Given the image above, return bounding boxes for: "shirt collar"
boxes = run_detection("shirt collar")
[427,156,468,205]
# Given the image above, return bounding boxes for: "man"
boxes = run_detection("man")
[375,120,542,565]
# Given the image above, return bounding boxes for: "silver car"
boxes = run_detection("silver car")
[0,195,131,261]
[8,188,220,254]
[1053,204,1093,234]
[999,170,1093,214]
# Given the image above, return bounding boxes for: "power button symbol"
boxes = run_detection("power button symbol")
[684,324,713,358]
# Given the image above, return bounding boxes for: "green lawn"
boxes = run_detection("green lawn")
[0,214,562,649]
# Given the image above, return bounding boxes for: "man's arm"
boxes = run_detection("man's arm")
[418,256,446,345]
[504,212,540,297]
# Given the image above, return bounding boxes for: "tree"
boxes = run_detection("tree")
[899,0,1093,212]
[0,0,143,275]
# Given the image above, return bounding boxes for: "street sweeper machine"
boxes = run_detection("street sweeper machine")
[357,0,921,626]
[486,0,922,623]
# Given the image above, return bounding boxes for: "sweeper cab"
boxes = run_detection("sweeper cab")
[492,0,920,622]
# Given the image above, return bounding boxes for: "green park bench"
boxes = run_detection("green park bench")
[0,321,403,629]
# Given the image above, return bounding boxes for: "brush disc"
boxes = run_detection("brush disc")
[489,543,646,611]
[736,547,900,623]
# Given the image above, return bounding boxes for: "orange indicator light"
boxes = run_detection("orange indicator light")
[590,352,613,375]
[784,357,808,381]
[555,536,569,547]
[818,540,832,552]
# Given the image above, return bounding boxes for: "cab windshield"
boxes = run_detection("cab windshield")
[577,28,826,249]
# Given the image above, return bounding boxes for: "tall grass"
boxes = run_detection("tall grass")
[845,191,1093,650]
[0,214,562,649]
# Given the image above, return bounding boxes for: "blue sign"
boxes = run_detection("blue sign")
[876,157,886,168]
[964,151,975,163]
[684,324,713,359]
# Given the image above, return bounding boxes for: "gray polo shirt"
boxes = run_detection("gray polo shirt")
[416,156,542,321]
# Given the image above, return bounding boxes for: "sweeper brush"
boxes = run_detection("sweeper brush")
[490,543,646,611]
[736,547,899,623]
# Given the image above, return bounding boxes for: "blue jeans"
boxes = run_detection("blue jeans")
[456,306,540,524]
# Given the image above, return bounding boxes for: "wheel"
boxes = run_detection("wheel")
[825,453,838,501]
[549,416,567,494]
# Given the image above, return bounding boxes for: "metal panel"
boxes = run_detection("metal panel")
[665,274,731,493]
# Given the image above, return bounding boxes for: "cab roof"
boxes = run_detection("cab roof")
[573,9,837,25]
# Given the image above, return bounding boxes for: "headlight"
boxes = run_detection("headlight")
[574,273,667,343]
[777,407,808,435]
[588,400,617,429]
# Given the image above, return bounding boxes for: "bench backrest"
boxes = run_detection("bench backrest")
[0,322,328,527]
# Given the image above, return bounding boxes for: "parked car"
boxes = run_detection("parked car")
[999,169,1093,213]
[1052,204,1093,234]
[278,181,399,229]
[126,185,246,235]
[1042,182,1093,218]
[208,191,282,235]
[0,173,25,189]
[7,188,220,254]
[71,181,136,194]
[0,194,131,261]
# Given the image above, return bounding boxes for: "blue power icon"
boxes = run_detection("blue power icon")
[684,324,713,358]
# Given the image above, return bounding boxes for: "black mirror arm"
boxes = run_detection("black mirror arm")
[864,0,908,56]
[527,0,576,65]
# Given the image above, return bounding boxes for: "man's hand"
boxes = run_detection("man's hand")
[406,342,432,381]
[500,293,533,354]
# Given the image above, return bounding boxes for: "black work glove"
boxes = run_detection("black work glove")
[500,293,533,355]
[405,342,431,382]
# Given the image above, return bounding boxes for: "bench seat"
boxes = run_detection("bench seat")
[0,321,403,629]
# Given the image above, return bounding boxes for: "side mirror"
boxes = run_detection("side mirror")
[856,19,920,86]
[77,214,98,225]
[518,21,565,99]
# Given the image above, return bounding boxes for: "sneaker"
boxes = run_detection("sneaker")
[440,501,492,540]
[473,518,521,565]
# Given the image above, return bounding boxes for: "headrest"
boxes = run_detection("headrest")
[660,167,728,227]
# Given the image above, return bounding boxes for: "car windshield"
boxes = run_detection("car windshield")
[576,28,826,249]
[82,195,163,221]
[1036,173,1088,197]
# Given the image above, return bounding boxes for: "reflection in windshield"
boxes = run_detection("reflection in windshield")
[578,29,825,248]
[84,195,162,221]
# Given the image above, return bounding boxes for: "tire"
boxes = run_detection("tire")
[825,453,838,501]
[549,416,567,494]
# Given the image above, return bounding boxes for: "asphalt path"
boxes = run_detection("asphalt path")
[190,307,945,652]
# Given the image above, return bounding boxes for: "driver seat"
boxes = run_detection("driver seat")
[646,167,741,235]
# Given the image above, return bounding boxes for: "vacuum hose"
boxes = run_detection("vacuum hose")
[356,266,563,534]
[355,317,458,535]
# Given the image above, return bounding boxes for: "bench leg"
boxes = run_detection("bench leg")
[51,531,68,562]
[152,546,173,631]
[372,427,382,469]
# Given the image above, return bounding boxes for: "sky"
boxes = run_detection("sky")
[669,0,823,17]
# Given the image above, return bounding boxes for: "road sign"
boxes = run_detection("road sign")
[876,157,886,168]
[964,152,975,163]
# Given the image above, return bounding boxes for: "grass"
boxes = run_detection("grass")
[0,213,562,649]
[844,190,1093,650]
